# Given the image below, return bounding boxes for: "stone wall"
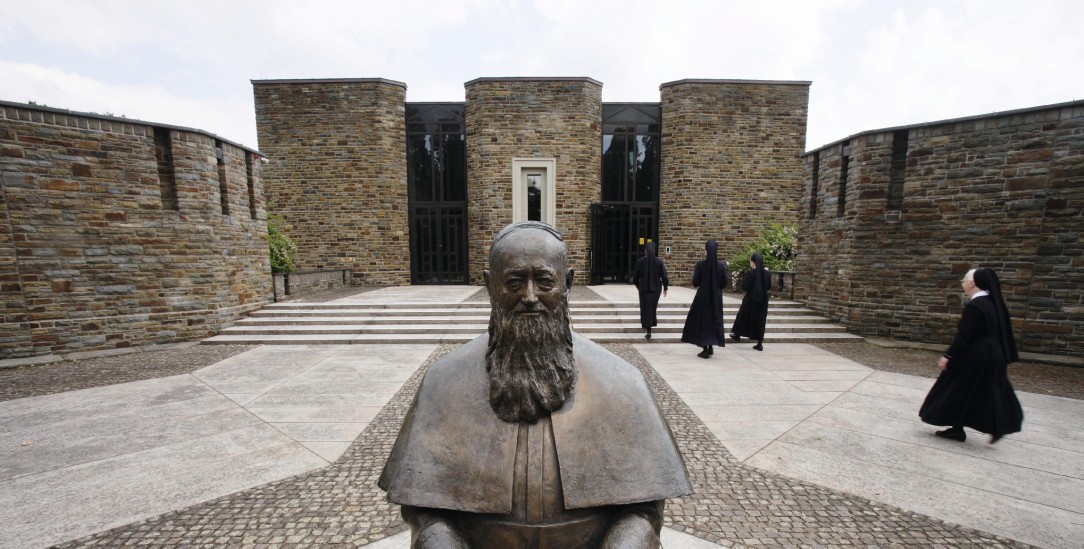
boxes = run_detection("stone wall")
[0,101,270,359]
[253,79,410,285]
[659,80,810,286]
[798,100,1084,357]
[464,78,602,285]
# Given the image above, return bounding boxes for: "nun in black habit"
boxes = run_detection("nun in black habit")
[681,240,730,358]
[632,242,669,339]
[729,252,771,351]
[919,268,1024,444]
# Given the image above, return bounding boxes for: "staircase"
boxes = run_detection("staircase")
[202,299,862,345]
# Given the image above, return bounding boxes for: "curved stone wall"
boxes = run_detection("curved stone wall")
[659,80,809,285]
[0,101,271,359]
[253,79,410,285]
[464,77,602,285]
[798,100,1084,357]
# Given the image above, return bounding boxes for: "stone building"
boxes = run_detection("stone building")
[0,101,271,359]
[798,100,1084,357]
[253,77,810,287]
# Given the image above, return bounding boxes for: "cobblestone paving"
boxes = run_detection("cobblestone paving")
[59,341,1032,548]
[63,345,456,549]
[813,341,1084,401]
[609,344,1027,548]
[0,344,254,403]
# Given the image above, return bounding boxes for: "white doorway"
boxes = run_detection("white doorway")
[511,158,556,226]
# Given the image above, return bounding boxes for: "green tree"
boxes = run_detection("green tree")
[729,222,797,279]
[267,213,297,273]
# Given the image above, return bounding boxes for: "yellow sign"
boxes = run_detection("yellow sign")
[639,237,644,245]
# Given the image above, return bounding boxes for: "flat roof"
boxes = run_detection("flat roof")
[464,76,603,87]
[251,78,407,88]
[660,78,812,89]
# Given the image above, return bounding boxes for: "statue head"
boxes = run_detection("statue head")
[483,221,576,424]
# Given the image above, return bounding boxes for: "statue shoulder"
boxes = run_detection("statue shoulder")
[417,335,488,393]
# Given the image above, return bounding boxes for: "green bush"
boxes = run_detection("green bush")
[267,213,297,273]
[729,222,797,280]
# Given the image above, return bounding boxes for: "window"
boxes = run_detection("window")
[406,104,466,203]
[837,141,849,218]
[887,130,908,210]
[153,127,177,211]
[601,104,660,203]
[246,153,257,220]
[810,151,820,219]
[216,139,229,215]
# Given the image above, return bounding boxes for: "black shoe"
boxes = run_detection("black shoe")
[729,333,740,342]
[936,428,966,442]
[707,346,714,356]
[753,343,763,351]
[697,349,711,359]
[645,329,651,340]
[990,433,1003,444]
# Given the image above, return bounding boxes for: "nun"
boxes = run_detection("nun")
[632,242,669,339]
[680,240,730,358]
[729,252,771,351]
[919,267,1024,443]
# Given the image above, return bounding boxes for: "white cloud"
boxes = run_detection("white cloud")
[0,0,1081,152]
[0,62,256,147]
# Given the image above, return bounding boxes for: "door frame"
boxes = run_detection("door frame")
[511,158,556,226]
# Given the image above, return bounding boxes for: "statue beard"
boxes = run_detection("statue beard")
[486,298,576,424]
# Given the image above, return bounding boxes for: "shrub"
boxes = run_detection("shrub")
[267,213,297,273]
[729,222,797,280]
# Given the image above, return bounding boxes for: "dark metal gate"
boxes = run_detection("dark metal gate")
[410,204,468,284]
[589,203,658,284]
[407,103,468,284]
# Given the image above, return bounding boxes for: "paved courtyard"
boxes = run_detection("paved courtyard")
[2,286,1082,548]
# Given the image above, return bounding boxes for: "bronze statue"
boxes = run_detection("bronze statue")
[379,221,692,548]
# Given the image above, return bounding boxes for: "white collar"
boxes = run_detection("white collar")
[969,290,989,300]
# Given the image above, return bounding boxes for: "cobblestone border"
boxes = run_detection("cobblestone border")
[609,343,1027,548]
[63,345,455,548]
[62,342,1030,548]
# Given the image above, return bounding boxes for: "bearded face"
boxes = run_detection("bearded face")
[484,231,576,424]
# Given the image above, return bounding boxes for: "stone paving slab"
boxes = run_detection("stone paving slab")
[30,342,1025,548]
[639,341,1084,549]
[7,279,1082,548]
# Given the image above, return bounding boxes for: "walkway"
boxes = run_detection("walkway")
[1,286,1081,548]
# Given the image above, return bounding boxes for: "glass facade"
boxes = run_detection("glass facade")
[406,104,468,284]
[601,104,661,203]
[593,104,661,283]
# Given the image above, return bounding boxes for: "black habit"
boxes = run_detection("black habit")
[919,294,1024,437]
[632,244,669,330]
[680,241,730,347]
[731,256,771,341]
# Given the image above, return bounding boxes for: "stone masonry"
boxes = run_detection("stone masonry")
[799,100,1084,356]
[0,101,270,359]
[465,77,602,285]
[659,80,809,285]
[253,79,410,285]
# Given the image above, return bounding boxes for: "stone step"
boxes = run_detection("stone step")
[249,305,818,318]
[235,314,832,326]
[219,322,848,336]
[203,331,864,345]
[259,299,807,311]
[206,295,861,346]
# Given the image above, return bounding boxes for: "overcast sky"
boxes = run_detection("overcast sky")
[2,0,1081,152]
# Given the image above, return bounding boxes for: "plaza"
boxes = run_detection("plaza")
[2,285,1082,548]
